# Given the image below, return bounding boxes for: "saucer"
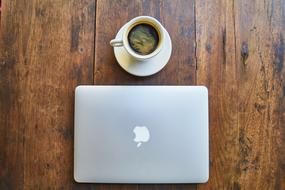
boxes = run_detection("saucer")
[113,24,172,77]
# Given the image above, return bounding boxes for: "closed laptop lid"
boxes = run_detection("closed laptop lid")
[74,85,209,183]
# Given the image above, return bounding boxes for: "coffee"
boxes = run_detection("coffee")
[128,24,159,55]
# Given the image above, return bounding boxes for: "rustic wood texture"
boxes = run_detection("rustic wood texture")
[95,0,196,189]
[196,1,239,189]
[196,0,285,189]
[0,0,284,189]
[94,0,196,85]
[0,0,95,189]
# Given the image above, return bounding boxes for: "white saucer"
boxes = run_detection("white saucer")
[113,24,172,77]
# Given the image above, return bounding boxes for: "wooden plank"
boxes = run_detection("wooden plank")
[196,0,285,189]
[95,0,196,189]
[0,0,95,189]
[1,0,283,189]
[0,1,24,189]
[233,0,285,189]
[95,0,196,85]
[196,0,238,189]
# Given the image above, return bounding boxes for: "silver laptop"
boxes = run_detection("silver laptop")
[74,85,209,183]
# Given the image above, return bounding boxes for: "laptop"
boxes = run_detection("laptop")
[74,85,209,183]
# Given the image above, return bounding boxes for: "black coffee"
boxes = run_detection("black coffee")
[128,24,159,55]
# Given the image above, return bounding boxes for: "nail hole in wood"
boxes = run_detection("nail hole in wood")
[241,42,249,65]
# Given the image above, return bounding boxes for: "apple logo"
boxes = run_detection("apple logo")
[133,126,150,148]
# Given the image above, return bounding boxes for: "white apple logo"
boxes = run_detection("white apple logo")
[133,126,150,148]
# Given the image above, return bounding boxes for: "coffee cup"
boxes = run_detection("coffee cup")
[110,16,165,61]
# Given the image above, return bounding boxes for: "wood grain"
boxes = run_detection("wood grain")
[95,0,196,189]
[0,0,95,189]
[196,1,239,189]
[1,0,285,189]
[196,0,285,189]
[94,0,196,85]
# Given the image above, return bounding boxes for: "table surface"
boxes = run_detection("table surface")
[0,0,284,189]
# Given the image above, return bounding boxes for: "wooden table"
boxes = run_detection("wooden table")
[0,0,284,189]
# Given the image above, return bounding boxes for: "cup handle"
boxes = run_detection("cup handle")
[110,39,123,47]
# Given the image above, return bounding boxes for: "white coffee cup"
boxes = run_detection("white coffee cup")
[110,16,165,61]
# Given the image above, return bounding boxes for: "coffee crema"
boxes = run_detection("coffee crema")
[127,24,159,55]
